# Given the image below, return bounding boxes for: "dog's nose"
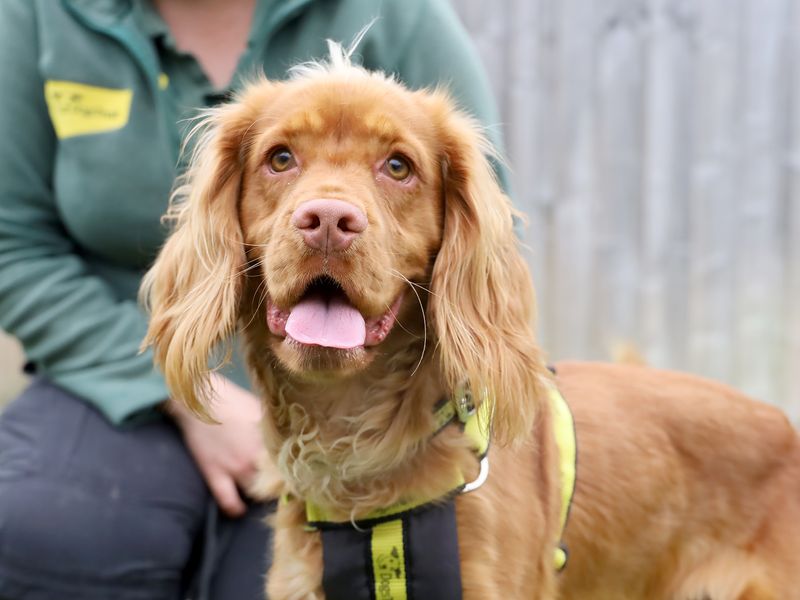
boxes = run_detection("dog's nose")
[291,199,367,252]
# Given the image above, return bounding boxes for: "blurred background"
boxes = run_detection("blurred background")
[2,0,798,417]
[455,0,799,418]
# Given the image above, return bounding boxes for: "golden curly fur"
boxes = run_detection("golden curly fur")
[142,47,800,600]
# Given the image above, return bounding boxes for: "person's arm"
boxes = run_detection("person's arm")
[0,1,167,424]
[166,374,269,516]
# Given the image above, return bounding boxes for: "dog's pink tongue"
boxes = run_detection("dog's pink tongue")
[285,293,366,349]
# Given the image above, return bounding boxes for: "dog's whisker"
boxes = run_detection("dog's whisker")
[175,255,262,305]
[405,280,436,297]
[240,112,277,146]
[227,257,263,280]
[387,269,427,377]
[239,276,271,331]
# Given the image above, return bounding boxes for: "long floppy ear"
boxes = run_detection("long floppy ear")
[140,92,264,420]
[429,97,550,445]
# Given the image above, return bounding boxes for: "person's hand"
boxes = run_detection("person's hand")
[166,374,265,517]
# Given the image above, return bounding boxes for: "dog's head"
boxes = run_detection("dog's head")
[142,47,548,444]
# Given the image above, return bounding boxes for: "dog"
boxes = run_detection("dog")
[142,44,800,600]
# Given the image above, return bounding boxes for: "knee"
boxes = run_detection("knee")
[0,477,196,591]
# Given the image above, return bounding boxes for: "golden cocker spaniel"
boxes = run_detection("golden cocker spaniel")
[142,45,800,600]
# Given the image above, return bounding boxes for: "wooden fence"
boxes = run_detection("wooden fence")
[451,0,800,417]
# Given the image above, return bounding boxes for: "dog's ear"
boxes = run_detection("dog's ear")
[141,86,269,420]
[428,95,549,445]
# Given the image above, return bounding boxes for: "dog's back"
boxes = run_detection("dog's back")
[546,362,800,599]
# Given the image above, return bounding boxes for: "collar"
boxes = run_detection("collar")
[301,384,577,571]
[304,387,493,528]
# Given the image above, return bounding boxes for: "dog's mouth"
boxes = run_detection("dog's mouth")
[267,276,403,350]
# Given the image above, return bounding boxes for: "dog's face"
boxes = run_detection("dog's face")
[235,77,444,374]
[143,58,547,443]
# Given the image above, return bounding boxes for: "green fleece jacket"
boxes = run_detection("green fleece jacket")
[0,0,504,424]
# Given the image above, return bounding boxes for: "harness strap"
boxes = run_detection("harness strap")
[319,501,463,600]
[549,386,577,570]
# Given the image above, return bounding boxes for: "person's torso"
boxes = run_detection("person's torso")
[39,0,406,298]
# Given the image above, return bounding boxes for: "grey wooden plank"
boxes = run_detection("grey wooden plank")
[686,0,740,387]
[785,0,800,411]
[590,0,648,357]
[640,0,694,371]
[541,0,602,360]
[505,0,559,350]
[732,0,790,403]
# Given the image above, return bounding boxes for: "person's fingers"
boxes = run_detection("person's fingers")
[208,472,247,517]
[235,479,257,500]
[232,459,259,494]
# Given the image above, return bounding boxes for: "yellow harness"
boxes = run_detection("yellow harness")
[550,385,578,570]
[301,385,577,599]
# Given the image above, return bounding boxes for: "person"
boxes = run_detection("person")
[0,0,506,597]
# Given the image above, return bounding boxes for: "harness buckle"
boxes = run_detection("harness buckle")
[462,456,490,494]
[455,387,476,423]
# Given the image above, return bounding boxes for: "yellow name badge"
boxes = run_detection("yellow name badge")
[44,80,133,139]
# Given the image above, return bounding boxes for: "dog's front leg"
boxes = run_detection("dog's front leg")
[267,499,325,600]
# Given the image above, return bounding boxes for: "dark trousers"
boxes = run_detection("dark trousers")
[0,379,274,600]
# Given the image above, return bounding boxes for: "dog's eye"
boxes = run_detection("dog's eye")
[268,147,296,173]
[384,154,412,181]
